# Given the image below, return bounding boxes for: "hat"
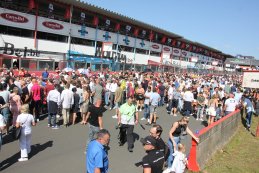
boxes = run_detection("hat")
[140,136,157,147]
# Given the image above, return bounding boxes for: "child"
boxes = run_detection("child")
[163,143,188,173]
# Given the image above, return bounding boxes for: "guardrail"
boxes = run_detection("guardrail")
[187,109,241,171]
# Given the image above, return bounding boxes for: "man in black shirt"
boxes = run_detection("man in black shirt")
[149,124,169,162]
[85,99,104,150]
[140,136,165,173]
[21,80,30,104]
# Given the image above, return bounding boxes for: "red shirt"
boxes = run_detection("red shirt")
[45,83,54,97]
[31,83,41,101]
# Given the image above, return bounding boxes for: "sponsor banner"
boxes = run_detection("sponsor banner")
[172,59,181,66]
[135,38,149,50]
[191,56,198,62]
[97,30,117,43]
[0,7,35,30]
[162,52,171,63]
[38,17,70,36]
[242,71,259,88]
[118,34,135,47]
[212,61,218,66]
[162,45,172,53]
[102,42,113,52]
[70,24,96,40]
[181,50,188,57]
[150,43,162,52]
[172,48,181,56]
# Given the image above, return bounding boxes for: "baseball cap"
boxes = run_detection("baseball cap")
[140,136,157,147]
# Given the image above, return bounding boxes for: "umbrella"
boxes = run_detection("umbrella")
[63,67,73,72]
[78,68,87,74]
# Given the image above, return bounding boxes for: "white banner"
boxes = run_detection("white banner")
[172,48,181,56]
[242,71,259,88]
[212,61,218,66]
[150,43,162,52]
[135,38,150,50]
[97,30,117,43]
[181,50,188,57]
[0,7,35,30]
[162,45,172,53]
[118,34,135,47]
[37,17,70,36]
[102,42,113,52]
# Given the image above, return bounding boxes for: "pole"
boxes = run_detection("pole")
[115,31,119,71]
[133,37,137,70]
[67,5,73,68]
[94,25,98,56]
[33,2,39,49]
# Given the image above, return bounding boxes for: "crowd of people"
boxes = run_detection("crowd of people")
[0,67,258,173]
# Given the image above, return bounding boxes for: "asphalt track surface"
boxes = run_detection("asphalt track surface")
[1,106,205,173]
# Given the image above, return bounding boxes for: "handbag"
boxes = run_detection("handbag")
[15,115,29,140]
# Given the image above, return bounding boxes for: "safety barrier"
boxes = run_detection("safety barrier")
[188,109,241,171]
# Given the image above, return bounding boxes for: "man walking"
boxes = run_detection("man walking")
[86,129,110,173]
[61,83,74,127]
[148,88,160,125]
[118,96,139,152]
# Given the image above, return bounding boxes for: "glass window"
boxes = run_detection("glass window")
[2,58,12,69]
[74,61,86,69]
[38,60,54,70]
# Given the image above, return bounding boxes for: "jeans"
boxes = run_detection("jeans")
[246,111,253,128]
[1,107,10,124]
[110,92,115,108]
[167,136,180,167]
[104,91,110,106]
[159,96,164,106]
[197,106,204,119]
[86,124,100,149]
[31,100,41,120]
[178,99,183,111]
[0,133,2,151]
[143,104,150,119]
[48,113,57,126]
[119,124,134,149]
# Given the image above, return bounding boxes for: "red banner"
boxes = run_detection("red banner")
[133,28,139,37]
[28,0,35,11]
[161,36,166,44]
[149,31,154,41]
[93,16,99,26]
[115,23,120,31]
[64,5,71,19]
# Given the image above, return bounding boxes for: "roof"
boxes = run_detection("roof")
[56,0,226,58]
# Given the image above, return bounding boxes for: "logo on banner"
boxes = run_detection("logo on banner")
[78,25,88,36]
[163,47,170,52]
[43,21,63,30]
[173,49,180,54]
[1,13,28,23]
[181,51,187,56]
[123,36,130,45]
[152,44,159,49]
[140,40,145,47]
[103,31,111,41]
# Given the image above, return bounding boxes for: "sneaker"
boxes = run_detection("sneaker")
[52,126,59,129]
[128,148,133,152]
[139,109,142,112]
[196,118,199,120]
[48,124,51,128]
[37,119,40,122]
[147,119,150,123]
[199,118,204,121]
[173,114,177,117]
[140,117,146,121]
[109,107,112,110]
[18,157,28,162]
[112,115,118,119]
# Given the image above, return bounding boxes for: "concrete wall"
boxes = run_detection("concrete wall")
[196,110,241,170]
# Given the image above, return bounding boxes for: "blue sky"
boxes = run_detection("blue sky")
[84,0,259,59]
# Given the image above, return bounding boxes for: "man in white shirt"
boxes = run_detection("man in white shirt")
[183,88,194,116]
[61,83,74,127]
[224,93,238,116]
[47,84,61,129]
[109,79,118,110]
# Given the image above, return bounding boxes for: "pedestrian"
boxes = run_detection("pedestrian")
[148,88,160,125]
[241,96,254,131]
[16,104,36,162]
[113,82,123,119]
[80,86,90,125]
[0,111,6,151]
[86,129,110,173]
[72,87,80,125]
[117,96,139,152]
[141,86,152,122]
[165,143,187,173]
[207,94,218,125]
[140,136,165,173]
[46,84,61,129]
[167,116,199,167]
[61,83,74,127]
[196,92,205,121]
[10,87,21,127]
[183,88,194,117]
[92,78,103,105]
[85,99,104,150]
[224,92,238,116]
[30,78,42,122]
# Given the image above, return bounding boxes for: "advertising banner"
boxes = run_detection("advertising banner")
[242,71,259,88]
[135,38,150,50]
[149,42,162,52]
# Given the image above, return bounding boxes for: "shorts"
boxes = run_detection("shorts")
[172,99,178,108]
[150,105,157,114]
[208,107,216,116]
[136,94,144,101]
[1,107,11,124]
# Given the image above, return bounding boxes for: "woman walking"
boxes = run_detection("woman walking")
[80,86,90,124]
[16,104,36,162]
[10,87,22,127]
[207,94,219,125]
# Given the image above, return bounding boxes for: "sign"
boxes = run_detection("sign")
[191,57,198,62]
[1,13,28,23]
[212,61,218,66]
[172,48,181,56]
[0,42,40,57]
[242,71,259,88]
[149,43,162,52]
[42,21,63,30]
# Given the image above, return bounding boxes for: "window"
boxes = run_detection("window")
[71,37,94,46]
[37,31,68,42]
[150,51,160,57]
[0,25,34,38]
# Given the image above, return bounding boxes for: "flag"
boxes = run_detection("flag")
[188,45,193,51]
[125,25,131,34]
[133,28,139,37]
[105,19,110,27]
[167,38,172,45]
[48,3,54,18]
[28,0,35,11]
[172,39,177,46]
[161,36,166,44]
[115,23,120,32]
[64,5,71,19]
[181,42,186,49]
[176,41,181,47]
[141,30,146,38]
[149,31,154,41]
[93,16,99,26]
